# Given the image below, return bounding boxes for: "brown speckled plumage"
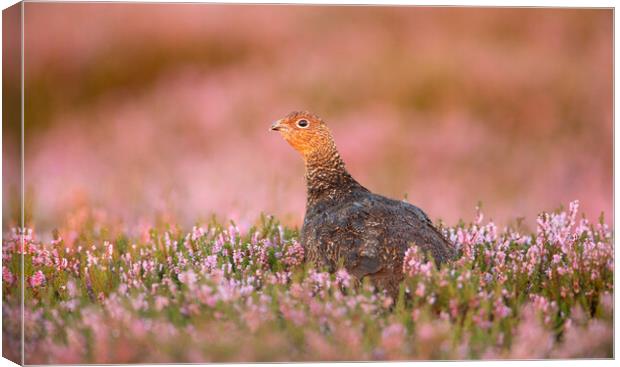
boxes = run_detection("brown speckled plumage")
[271,111,455,298]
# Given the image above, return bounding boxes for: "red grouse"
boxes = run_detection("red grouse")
[270,111,455,298]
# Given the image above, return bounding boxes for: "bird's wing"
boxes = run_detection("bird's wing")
[350,196,455,266]
[398,201,456,262]
[323,199,385,279]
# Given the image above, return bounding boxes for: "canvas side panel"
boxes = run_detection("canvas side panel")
[2,1,23,365]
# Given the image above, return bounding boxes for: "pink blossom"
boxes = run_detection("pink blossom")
[493,298,511,319]
[415,282,426,297]
[178,270,197,288]
[403,246,433,278]
[28,270,46,288]
[282,241,304,267]
[3,267,15,285]
[335,269,351,288]
[381,323,406,351]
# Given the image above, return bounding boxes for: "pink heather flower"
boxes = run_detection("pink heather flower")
[472,308,492,330]
[382,296,394,309]
[509,305,554,358]
[190,226,206,241]
[307,270,331,292]
[154,296,170,311]
[336,269,351,288]
[250,231,260,245]
[28,270,45,288]
[568,200,579,224]
[196,285,218,307]
[117,283,128,295]
[131,294,147,311]
[403,247,433,278]
[232,249,244,268]
[495,251,506,265]
[22,228,34,242]
[32,249,51,266]
[475,205,484,224]
[201,254,218,273]
[3,267,15,285]
[228,224,239,245]
[591,270,599,281]
[449,299,459,319]
[484,222,498,243]
[221,263,232,275]
[530,295,558,326]
[178,270,197,288]
[105,241,113,259]
[282,241,304,267]
[50,236,63,246]
[415,282,426,297]
[267,271,289,285]
[289,283,306,299]
[381,323,406,351]
[525,245,541,275]
[493,298,511,319]
[212,234,225,254]
[279,302,306,326]
[243,308,264,333]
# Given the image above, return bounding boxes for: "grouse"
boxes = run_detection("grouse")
[270,111,455,298]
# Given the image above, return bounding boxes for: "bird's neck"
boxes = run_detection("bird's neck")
[303,146,366,208]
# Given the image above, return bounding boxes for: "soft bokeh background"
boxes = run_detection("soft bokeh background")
[5,3,613,234]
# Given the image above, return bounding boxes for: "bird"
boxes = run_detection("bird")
[270,111,455,299]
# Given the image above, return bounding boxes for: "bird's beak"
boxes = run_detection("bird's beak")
[270,119,283,132]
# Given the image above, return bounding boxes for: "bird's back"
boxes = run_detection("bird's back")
[302,190,455,297]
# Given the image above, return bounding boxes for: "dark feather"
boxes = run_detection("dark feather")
[302,188,455,299]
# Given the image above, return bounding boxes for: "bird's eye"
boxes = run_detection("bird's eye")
[296,119,309,128]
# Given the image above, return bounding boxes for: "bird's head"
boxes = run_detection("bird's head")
[270,111,335,158]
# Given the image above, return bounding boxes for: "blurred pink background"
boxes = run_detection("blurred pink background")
[9,4,613,233]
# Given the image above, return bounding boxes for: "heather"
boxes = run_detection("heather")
[2,201,613,363]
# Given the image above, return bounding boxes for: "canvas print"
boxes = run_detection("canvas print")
[1,1,613,364]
